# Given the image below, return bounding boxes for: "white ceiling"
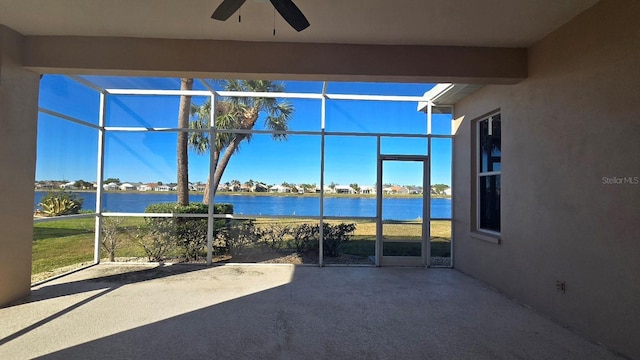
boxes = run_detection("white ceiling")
[0,0,599,47]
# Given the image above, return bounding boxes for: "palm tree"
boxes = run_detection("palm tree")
[329,182,337,191]
[189,80,294,201]
[177,78,193,206]
[230,179,241,192]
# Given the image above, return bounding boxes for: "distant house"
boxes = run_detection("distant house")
[138,183,157,191]
[60,181,76,190]
[189,183,207,192]
[252,183,268,192]
[360,185,375,194]
[301,186,316,193]
[156,185,170,191]
[323,186,335,194]
[36,182,56,190]
[334,185,355,194]
[407,186,422,194]
[383,186,409,195]
[119,183,135,191]
[103,182,119,191]
[444,188,452,196]
[217,184,229,192]
[270,185,291,193]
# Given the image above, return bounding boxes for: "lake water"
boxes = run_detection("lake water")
[34,192,451,220]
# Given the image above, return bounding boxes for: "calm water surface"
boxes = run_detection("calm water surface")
[34,192,451,220]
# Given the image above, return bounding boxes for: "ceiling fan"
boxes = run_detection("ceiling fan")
[211,0,310,32]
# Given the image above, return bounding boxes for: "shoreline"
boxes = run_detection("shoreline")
[34,189,451,199]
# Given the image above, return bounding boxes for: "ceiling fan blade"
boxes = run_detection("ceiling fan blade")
[211,0,247,21]
[269,0,310,32]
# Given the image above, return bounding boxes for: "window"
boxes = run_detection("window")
[477,114,501,233]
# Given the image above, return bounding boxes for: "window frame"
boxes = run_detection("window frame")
[473,112,501,239]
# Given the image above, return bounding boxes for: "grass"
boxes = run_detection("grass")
[32,217,147,280]
[32,216,451,281]
[33,218,95,276]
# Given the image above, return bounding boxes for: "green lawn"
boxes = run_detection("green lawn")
[32,217,146,281]
[33,218,95,276]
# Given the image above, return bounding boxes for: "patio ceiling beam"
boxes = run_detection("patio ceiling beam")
[23,36,527,84]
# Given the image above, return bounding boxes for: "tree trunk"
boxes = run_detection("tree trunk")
[211,135,245,199]
[202,149,220,203]
[202,108,258,203]
[177,78,194,206]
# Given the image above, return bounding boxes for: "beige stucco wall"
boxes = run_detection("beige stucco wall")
[0,26,40,305]
[452,0,640,358]
[23,37,527,84]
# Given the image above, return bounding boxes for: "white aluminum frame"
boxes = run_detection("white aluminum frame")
[35,76,455,268]
[376,154,430,267]
[475,113,501,236]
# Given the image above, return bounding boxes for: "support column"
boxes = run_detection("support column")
[0,25,40,306]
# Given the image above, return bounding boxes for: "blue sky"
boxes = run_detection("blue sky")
[36,75,452,187]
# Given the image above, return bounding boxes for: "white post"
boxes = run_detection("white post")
[426,102,433,266]
[448,105,454,268]
[94,92,107,264]
[423,155,431,267]
[375,136,382,266]
[427,101,433,135]
[207,93,217,266]
[319,82,327,267]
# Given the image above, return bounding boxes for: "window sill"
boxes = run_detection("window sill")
[471,231,501,244]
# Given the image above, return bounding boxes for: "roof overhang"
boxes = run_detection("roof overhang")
[417,83,484,114]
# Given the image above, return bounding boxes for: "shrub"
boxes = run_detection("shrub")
[39,191,84,216]
[101,217,130,262]
[259,223,290,250]
[176,219,208,261]
[135,219,177,262]
[322,223,356,257]
[214,220,262,256]
[144,203,233,215]
[289,223,319,253]
[143,202,233,262]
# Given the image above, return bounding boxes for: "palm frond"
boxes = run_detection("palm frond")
[190,79,295,153]
[188,103,211,154]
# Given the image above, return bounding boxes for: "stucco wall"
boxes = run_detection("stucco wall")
[0,26,40,306]
[452,0,640,358]
[23,37,527,84]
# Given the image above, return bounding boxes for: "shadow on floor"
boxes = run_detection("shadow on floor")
[0,265,625,360]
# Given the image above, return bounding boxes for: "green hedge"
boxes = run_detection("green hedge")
[144,203,233,214]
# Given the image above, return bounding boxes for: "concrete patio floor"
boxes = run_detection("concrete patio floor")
[0,264,625,360]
